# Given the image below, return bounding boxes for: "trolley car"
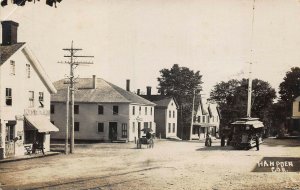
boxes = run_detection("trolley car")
[229,117,264,149]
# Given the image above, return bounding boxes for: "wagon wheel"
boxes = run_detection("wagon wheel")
[148,139,154,148]
[151,139,154,148]
[137,139,141,149]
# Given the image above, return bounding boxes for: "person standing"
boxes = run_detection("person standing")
[255,134,260,151]
[205,133,212,147]
[221,135,225,147]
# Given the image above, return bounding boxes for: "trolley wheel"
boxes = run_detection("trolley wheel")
[148,139,154,148]
[151,139,154,148]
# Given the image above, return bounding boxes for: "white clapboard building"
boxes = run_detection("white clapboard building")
[51,77,156,142]
[0,21,58,159]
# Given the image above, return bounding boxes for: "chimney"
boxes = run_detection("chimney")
[1,20,19,45]
[137,89,140,95]
[126,79,130,91]
[146,86,151,96]
[160,88,165,95]
[92,75,96,89]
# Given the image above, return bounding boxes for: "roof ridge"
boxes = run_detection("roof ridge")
[104,79,155,105]
[99,79,132,102]
[52,77,155,105]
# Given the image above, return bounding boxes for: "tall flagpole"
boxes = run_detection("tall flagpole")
[247,0,256,118]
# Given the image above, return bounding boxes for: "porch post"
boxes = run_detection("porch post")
[0,120,4,159]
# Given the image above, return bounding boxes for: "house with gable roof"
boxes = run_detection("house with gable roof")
[287,96,300,135]
[140,87,178,139]
[0,21,58,159]
[50,76,156,142]
[190,96,220,140]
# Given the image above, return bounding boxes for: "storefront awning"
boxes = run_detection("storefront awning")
[25,115,59,132]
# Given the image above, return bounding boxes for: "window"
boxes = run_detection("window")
[51,105,55,114]
[39,92,44,107]
[132,106,135,115]
[173,123,175,133]
[168,123,171,133]
[98,105,104,115]
[198,116,201,122]
[98,123,104,132]
[132,122,135,132]
[24,130,34,144]
[26,64,30,78]
[5,88,12,106]
[139,106,141,115]
[173,111,175,118]
[5,125,14,142]
[212,116,214,122]
[150,107,153,115]
[10,60,15,75]
[150,122,152,129]
[74,122,80,131]
[113,106,118,115]
[122,123,127,138]
[202,116,206,123]
[145,107,147,115]
[169,110,171,118]
[74,105,79,114]
[29,91,34,107]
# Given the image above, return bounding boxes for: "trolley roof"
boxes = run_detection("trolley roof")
[231,118,264,128]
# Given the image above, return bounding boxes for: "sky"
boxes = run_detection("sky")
[1,0,300,98]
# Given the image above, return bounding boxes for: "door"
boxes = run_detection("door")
[5,123,15,157]
[109,122,118,141]
[138,122,141,138]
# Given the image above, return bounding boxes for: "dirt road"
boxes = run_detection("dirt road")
[0,138,300,190]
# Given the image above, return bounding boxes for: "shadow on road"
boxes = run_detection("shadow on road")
[261,138,300,147]
[18,167,162,190]
[196,146,236,151]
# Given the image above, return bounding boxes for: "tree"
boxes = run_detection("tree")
[1,0,62,8]
[279,67,300,115]
[157,64,202,106]
[268,101,288,136]
[209,78,276,128]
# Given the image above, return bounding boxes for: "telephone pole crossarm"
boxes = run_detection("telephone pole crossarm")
[64,55,94,58]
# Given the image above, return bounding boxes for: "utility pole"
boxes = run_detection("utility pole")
[189,89,196,140]
[59,41,94,154]
[65,86,69,155]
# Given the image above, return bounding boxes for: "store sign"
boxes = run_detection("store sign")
[24,108,50,116]
[253,157,300,172]
[136,116,143,122]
